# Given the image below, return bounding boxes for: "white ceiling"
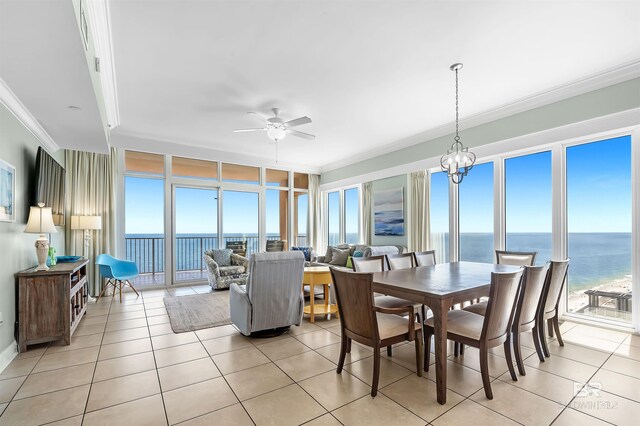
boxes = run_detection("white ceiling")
[2,1,639,171]
[0,0,108,154]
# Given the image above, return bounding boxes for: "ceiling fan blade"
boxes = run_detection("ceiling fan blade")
[233,128,267,133]
[287,129,315,140]
[247,111,270,123]
[284,116,312,128]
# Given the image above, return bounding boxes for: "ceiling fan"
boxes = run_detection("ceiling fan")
[233,108,315,142]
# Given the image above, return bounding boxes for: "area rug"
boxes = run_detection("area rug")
[164,291,231,333]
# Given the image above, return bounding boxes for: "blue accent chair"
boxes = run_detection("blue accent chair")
[96,254,140,302]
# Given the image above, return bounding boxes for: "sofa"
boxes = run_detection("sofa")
[312,244,405,270]
[203,249,249,290]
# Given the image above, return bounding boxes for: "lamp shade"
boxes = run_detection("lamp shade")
[24,204,57,234]
[71,215,102,230]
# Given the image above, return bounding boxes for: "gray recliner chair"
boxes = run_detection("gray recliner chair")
[230,251,305,336]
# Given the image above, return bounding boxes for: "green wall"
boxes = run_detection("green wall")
[0,103,65,360]
[322,78,640,184]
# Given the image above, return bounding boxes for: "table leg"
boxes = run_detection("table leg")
[324,284,329,319]
[309,283,315,323]
[432,298,451,404]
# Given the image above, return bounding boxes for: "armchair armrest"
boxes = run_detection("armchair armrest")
[203,255,220,278]
[230,253,249,271]
[374,305,416,336]
[230,283,252,336]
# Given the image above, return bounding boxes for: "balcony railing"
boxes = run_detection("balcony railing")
[125,235,307,275]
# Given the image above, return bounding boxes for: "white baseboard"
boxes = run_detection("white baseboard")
[0,340,18,374]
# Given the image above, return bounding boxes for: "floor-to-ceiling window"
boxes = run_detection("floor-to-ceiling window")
[429,171,450,263]
[344,187,359,244]
[459,162,494,263]
[327,191,340,246]
[566,136,632,323]
[223,190,260,256]
[124,151,166,286]
[505,151,552,265]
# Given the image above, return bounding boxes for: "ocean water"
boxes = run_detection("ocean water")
[126,232,632,292]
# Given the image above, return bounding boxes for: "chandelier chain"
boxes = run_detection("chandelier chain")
[455,68,459,143]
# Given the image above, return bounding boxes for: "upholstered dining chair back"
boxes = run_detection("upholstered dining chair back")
[482,270,524,345]
[265,240,285,252]
[516,263,551,329]
[413,250,436,267]
[542,259,570,317]
[386,253,415,270]
[352,255,387,272]
[495,250,537,267]
[330,268,379,344]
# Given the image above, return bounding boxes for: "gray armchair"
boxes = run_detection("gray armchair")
[230,251,305,336]
[203,250,249,290]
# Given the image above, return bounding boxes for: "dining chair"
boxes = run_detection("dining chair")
[495,250,537,266]
[353,254,423,355]
[537,259,570,359]
[330,267,423,397]
[424,269,524,399]
[386,253,415,270]
[463,263,551,375]
[413,250,436,267]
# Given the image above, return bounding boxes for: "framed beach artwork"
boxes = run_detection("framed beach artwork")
[0,159,16,222]
[374,188,404,236]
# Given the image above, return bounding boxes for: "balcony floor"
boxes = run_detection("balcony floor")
[131,270,208,288]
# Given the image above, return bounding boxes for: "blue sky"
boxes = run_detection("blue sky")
[126,136,631,235]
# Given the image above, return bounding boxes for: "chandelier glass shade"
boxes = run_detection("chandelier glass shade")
[440,63,476,184]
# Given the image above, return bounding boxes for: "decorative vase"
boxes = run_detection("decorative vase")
[48,247,57,266]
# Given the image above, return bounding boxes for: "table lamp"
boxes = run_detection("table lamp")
[24,203,58,271]
[71,215,102,258]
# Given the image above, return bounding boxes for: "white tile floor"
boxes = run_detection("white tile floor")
[0,285,638,425]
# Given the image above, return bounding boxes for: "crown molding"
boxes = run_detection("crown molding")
[0,77,59,153]
[84,0,120,129]
[110,129,322,174]
[320,59,640,174]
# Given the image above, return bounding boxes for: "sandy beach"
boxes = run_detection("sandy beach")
[567,275,632,314]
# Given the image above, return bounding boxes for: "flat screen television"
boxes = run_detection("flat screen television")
[35,147,65,226]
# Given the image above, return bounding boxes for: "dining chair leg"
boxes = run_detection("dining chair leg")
[538,318,551,358]
[513,331,527,375]
[415,331,423,377]
[531,326,545,362]
[553,316,564,346]
[346,338,352,353]
[372,350,381,397]
[424,330,432,372]
[547,318,554,338]
[504,336,517,381]
[97,279,112,300]
[386,346,392,357]
[127,280,140,297]
[337,335,347,373]
[119,280,123,303]
[479,345,493,400]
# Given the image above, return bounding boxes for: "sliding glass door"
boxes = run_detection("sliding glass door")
[223,190,259,256]
[173,186,218,283]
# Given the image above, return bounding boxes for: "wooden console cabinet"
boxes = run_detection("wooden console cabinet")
[16,259,89,352]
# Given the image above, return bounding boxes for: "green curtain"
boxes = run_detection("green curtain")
[362,181,372,245]
[409,171,428,252]
[65,148,118,296]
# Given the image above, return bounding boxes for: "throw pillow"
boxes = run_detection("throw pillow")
[353,251,363,258]
[329,247,350,266]
[210,249,233,266]
[291,246,312,261]
[346,256,353,269]
[324,246,334,263]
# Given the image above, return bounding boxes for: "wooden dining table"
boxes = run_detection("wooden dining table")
[372,261,521,404]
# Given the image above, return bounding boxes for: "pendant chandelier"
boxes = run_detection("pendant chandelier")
[440,63,476,184]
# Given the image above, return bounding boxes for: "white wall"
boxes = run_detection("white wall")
[0,102,65,368]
